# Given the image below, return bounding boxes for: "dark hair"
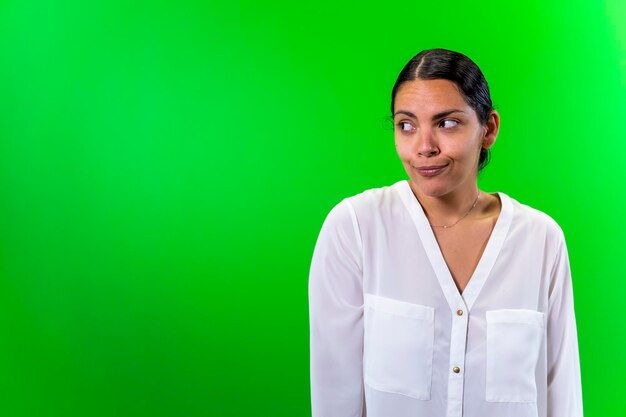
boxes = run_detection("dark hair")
[391,48,494,172]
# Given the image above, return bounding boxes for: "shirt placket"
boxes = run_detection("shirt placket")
[447,300,469,417]
[395,181,514,417]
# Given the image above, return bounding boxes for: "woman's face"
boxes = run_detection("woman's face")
[393,78,498,198]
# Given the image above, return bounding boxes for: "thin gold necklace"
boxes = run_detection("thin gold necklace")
[429,192,480,229]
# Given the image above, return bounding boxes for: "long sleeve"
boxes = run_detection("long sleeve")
[308,199,365,417]
[546,232,584,417]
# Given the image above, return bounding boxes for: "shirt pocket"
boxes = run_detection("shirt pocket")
[485,309,545,403]
[363,293,435,400]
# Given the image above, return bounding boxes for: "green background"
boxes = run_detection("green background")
[0,0,624,416]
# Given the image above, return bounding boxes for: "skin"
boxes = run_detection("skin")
[393,78,500,223]
[393,78,502,293]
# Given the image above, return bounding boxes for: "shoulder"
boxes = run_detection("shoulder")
[502,193,566,243]
[343,181,401,205]
[320,180,405,237]
[341,180,406,216]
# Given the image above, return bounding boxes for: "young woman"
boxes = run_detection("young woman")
[308,48,583,417]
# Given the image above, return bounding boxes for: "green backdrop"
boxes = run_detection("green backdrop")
[0,0,624,416]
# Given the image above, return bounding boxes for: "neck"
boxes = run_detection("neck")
[408,181,480,225]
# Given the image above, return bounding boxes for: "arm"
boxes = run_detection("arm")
[547,232,584,417]
[308,199,365,417]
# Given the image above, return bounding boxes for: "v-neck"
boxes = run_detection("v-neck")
[393,179,514,312]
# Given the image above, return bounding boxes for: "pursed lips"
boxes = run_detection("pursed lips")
[412,163,449,176]
[414,164,448,170]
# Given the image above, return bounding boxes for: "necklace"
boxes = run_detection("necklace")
[429,191,480,229]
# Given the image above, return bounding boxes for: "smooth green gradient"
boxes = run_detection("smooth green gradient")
[0,1,624,416]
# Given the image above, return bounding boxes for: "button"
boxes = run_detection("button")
[453,366,461,374]
[456,309,463,316]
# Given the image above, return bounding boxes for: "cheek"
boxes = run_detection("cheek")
[448,135,482,159]
[394,137,405,155]
[394,137,412,156]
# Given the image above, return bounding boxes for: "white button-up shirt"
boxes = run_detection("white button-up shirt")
[308,180,583,417]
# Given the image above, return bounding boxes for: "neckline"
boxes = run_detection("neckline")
[394,179,514,312]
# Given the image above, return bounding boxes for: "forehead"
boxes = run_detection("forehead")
[394,79,470,113]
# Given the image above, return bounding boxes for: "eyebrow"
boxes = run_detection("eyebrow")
[393,109,466,121]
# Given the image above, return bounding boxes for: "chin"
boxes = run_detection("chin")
[408,177,451,198]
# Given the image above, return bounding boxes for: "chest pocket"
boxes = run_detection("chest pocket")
[363,293,435,400]
[485,309,545,403]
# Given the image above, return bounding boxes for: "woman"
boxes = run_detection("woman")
[308,48,583,417]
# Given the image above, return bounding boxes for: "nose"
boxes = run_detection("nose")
[415,127,439,157]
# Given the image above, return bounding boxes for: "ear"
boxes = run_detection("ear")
[481,110,500,150]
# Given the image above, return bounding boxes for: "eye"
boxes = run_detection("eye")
[396,121,416,133]
[439,119,459,129]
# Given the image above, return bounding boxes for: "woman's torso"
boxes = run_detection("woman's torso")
[346,179,563,417]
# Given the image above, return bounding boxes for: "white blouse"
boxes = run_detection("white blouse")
[308,179,583,417]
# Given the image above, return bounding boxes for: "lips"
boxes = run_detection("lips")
[413,163,448,177]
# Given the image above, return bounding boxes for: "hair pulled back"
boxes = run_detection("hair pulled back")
[391,48,494,171]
